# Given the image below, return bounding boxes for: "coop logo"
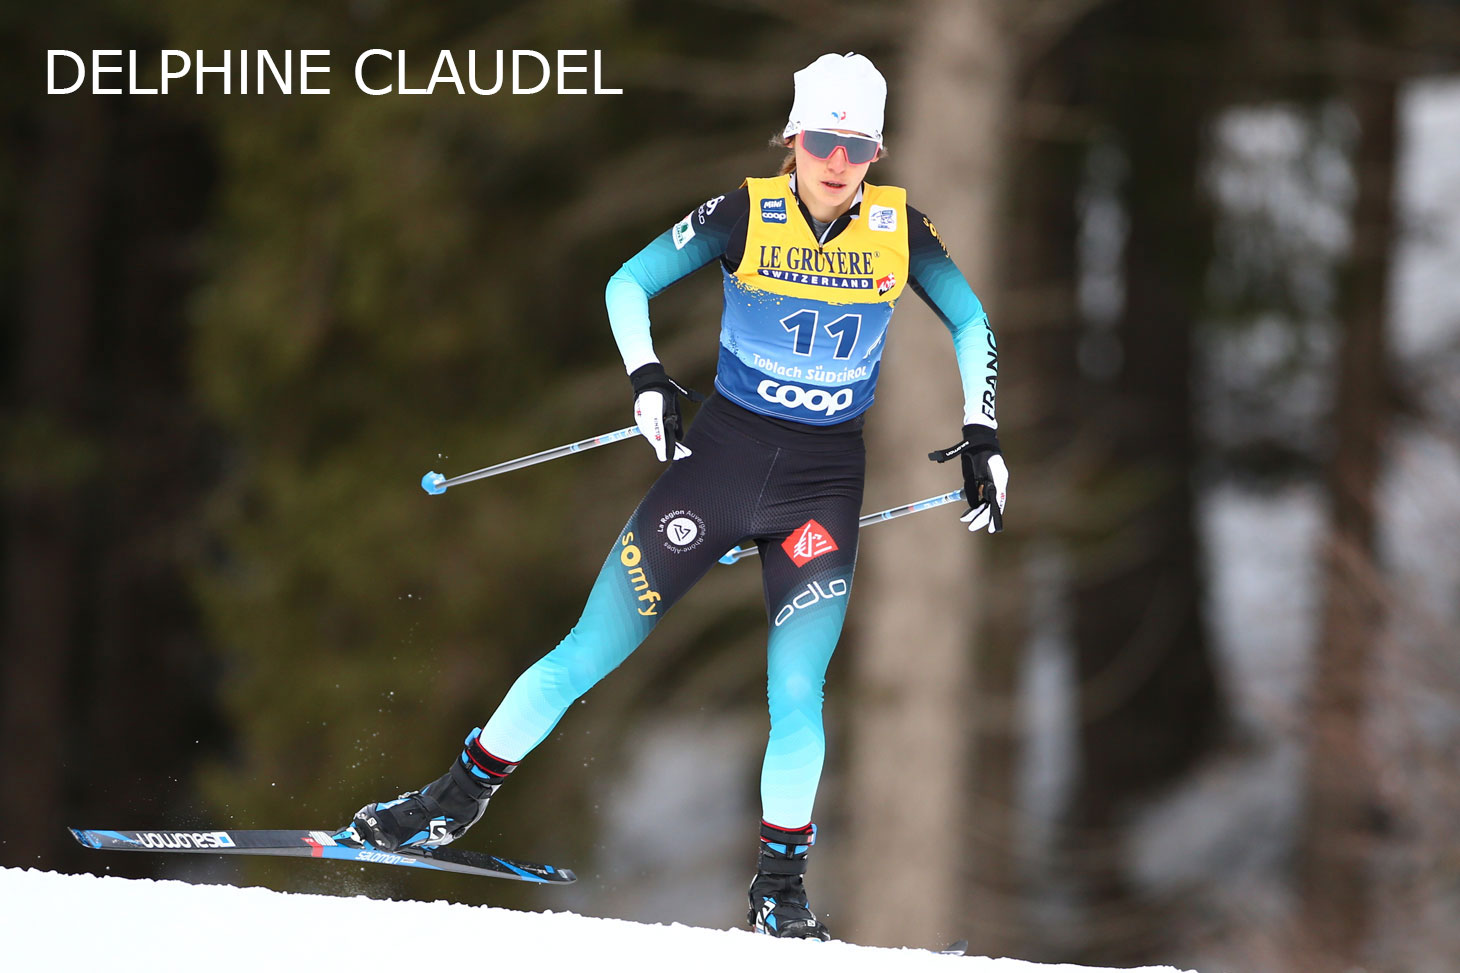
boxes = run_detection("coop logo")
[757,380,854,417]
[136,831,236,850]
[774,578,849,627]
[761,198,787,224]
[619,531,661,615]
[781,519,839,568]
[658,509,706,553]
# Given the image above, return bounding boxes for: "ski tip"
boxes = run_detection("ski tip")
[69,828,100,849]
[938,939,969,955]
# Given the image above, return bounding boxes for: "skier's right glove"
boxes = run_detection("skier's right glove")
[630,362,696,462]
[928,424,1007,533]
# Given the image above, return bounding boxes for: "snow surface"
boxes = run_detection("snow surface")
[1,867,1195,972]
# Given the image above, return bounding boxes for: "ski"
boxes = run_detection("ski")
[68,827,576,884]
[757,934,967,953]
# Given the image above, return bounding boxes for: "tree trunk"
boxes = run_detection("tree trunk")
[1,100,105,864]
[841,0,1016,948]
[1297,65,1399,969]
[974,32,1090,958]
[1063,3,1226,961]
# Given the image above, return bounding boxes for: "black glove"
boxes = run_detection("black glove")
[629,363,699,462]
[928,424,1007,533]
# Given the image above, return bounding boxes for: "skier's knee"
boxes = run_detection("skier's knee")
[770,671,824,717]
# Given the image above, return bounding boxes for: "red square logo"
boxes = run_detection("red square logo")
[782,519,839,567]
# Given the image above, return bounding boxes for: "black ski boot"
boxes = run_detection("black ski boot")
[747,821,831,941]
[339,727,516,851]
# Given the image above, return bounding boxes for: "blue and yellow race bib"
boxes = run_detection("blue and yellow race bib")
[714,175,910,424]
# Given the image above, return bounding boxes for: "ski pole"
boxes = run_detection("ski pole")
[717,489,967,564]
[421,426,642,495]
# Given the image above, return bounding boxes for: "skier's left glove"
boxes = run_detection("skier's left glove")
[928,424,1007,533]
[630,362,696,462]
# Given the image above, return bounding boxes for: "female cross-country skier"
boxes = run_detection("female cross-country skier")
[343,52,1007,940]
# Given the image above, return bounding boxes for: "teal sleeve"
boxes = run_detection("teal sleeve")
[606,201,737,373]
[907,206,999,428]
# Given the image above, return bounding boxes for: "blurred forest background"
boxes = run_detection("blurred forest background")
[4,1,1460,970]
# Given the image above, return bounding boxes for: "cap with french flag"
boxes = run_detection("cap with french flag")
[782,53,886,143]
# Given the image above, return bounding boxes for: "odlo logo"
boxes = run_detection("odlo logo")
[774,578,849,627]
[781,519,838,567]
[697,194,725,224]
[620,532,662,616]
[757,380,854,417]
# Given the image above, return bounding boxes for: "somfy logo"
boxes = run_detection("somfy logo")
[619,531,661,616]
[757,380,854,416]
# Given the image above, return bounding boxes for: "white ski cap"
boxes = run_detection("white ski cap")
[783,52,886,143]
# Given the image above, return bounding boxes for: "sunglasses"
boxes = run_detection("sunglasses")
[799,129,881,165]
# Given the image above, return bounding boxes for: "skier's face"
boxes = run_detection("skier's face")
[794,129,879,222]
